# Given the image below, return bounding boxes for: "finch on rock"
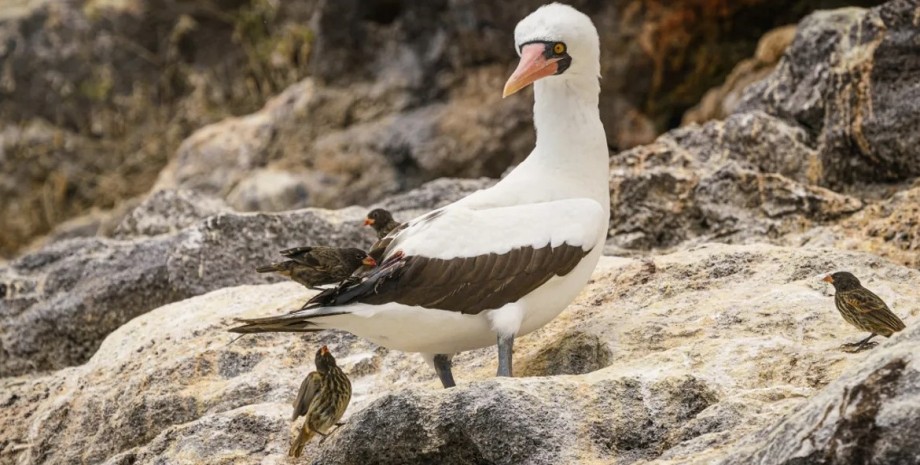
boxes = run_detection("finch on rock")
[289,345,352,458]
[823,271,906,353]
[256,247,376,289]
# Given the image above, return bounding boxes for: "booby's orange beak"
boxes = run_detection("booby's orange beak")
[364,218,374,226]
[503,43,561,98]
[320,345,330,355]
[822,275,834,283]
[362,256,377,267]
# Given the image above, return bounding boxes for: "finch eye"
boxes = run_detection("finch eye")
[553,42,566,55]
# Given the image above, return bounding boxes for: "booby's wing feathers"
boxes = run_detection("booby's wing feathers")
[394,198,603,258]
[318,242,588,314]
[316,198,604,312]
[367,222,408,262]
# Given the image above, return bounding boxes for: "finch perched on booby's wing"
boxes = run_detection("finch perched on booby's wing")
[255,247,376,290]
[232,3,610,389]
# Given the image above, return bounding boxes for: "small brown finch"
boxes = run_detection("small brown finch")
[823,271,906,352]
[364,208,401,239]
[289,345,352,458]
[256,247,376,289]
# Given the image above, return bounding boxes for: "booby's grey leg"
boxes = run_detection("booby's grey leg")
[497,334,514,377]
[433,354,456,388]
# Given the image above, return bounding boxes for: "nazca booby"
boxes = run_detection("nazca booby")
[231,3,610,388]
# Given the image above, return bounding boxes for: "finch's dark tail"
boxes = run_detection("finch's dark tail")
[255,263,284,273]
[289,426,316,457]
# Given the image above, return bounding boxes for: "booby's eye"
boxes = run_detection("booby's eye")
[553,42,566,55]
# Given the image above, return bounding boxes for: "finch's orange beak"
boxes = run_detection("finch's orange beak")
[320,345,330,355]
[822,275,834,283]
[503,43,561,98]
[362,256,377,267]
[364,218,374,226]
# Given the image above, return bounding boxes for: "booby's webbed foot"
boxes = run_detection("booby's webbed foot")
[433,354,456,388]
[497,334,514,377]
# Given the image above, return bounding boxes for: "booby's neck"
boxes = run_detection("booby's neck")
[533,77,602,158]
[520,76,609,202]
[453,74,609,213]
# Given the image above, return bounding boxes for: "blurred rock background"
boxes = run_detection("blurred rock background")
[0,0,882,259]
[3,0,920,464]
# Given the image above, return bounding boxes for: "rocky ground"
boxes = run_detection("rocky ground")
[2,0,919,464]
[3,245,918,465]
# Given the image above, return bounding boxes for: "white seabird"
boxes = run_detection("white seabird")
[231,3,610,388]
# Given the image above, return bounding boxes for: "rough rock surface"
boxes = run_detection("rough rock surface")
[682,25,797,125]
[516,330,613,377]
[0,0,317,257]
[154,77,531,211]
[2,244,917,465]
[608,111,863,251]
[0,178,491,377]
[225,168,316,213]
[0,207,369,377]
[738,0,920,187]
[27,196,141,250]
[609,0,918,256]
[113,189,232,238]
[792,181,920,269]
[720,323,920,465]
[831,183,920,268]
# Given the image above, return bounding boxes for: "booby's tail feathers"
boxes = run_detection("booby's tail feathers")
[228,309,346,334]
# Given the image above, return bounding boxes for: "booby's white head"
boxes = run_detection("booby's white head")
[503,3,601,98]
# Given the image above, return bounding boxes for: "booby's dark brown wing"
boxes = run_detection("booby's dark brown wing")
[310,243,589,315]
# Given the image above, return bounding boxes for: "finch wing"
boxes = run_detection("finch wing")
[281,247,322,267]
[292,371,323,421]
[841,289,890,315]
[842,288,906,332]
